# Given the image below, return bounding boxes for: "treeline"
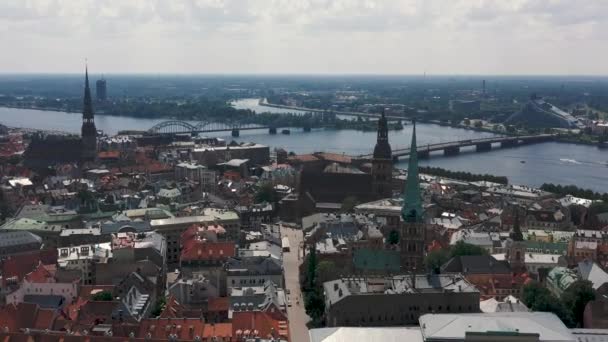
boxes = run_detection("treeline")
[540,183,608,202]
[419,166,508,185]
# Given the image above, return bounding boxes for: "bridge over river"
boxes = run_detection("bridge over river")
[358,134,555,160]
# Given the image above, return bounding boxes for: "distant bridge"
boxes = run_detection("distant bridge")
[358,134,555,160]
[148,120,277,136]
[148,117,401,137]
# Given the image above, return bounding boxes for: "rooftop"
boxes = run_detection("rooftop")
[420,312,574,342]
[324,274,478,305]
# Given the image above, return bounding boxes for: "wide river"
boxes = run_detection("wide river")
[1,100,607,192]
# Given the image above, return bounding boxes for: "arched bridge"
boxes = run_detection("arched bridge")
[148,120,287,137]
[358,134,555,160]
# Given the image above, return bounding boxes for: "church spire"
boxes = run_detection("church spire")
[402,120,423,223]
[83,64,94,120]
[372,108,391,159]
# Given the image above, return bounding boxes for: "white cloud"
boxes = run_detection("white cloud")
[0,0,606,74]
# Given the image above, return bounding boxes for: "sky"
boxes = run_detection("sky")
[1,0,607,75]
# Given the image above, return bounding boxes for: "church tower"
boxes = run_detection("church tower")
[371,109,393,198]
[506,210,526,272]
[81,65,97,161]
[399,120,426,271]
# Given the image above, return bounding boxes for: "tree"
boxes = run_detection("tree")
[522,282,575,327]
[92,291,113,301]
[254,183,278,204]
[562,280,595,327]
[304,289,325,324]
[474,120,483,128]
[317,261,337,285]
[463,118,471,126]
[450,241,488,257]
[387,230,399,245]
[151,296,166,317]
[340,196,358,213]
[307,244,317,290]
[424,249,450,274]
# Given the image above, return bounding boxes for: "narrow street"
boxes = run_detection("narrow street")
[281,225,310,342]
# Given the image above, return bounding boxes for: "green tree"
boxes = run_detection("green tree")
[340,196,359,213]
[463,118,471,126]
[424,249,450,273]
[254,183,278,204]
[522,282,574,327]
[562,280,595,327]
[474,120,483,128]
[92,291,113,301]
[317,261,337,285]
[304,289,325,324]
[307,244,317,290]
[450,241,488,257]
[387,230,399,245]
[151,296,167,317]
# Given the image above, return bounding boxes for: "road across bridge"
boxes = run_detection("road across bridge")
[358,134,555,160]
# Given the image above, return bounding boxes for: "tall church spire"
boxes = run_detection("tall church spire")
[402,120,423,223]
[81,64,97,161]
[372,109,391,159]
[511,210,523,241]
[83,64,94,120]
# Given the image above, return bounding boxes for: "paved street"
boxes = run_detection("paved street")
[281,225,310,342]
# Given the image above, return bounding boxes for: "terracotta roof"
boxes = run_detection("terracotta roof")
[159,295,201,319]
[202,323,232,339]
[0,303,57,331]
[207,297,230,312]
[24,262,55,283]
[232,311,288,341]
[181,241,236,262]
[98,151,120,159]
[137,318,208,340]
[1,250,57,285]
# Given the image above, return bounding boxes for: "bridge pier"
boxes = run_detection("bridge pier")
[476,142,492,152]
[444,146,460,156]
[231,129,240,137]
[500,139,518,148]
[269,127,277,135]
[393,156,399,163]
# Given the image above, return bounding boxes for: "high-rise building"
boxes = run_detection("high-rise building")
[371,109,393,198]
[96,77,107,101]
[399,120,426,271]
[81,66,97,161]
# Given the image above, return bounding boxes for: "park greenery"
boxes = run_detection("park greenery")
[303,244,326,327]
[540,183,608,202]
[522,280,595,328]
[419,166,508,185]
[91,291,113,301]
[424,241,488,274]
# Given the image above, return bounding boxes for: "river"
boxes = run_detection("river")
[1,101,607,192]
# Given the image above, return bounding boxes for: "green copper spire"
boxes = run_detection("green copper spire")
[402,120,423,223]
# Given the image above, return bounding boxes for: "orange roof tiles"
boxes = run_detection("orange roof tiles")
[315,152,352,164]
[202,323,232,339]
[287,154,319,163]
[207,297,229,313]
[232,311,288,341]
[98,151,120,159]
[180,239,236,262]
[24,262,55,283]
[138,318,209,341]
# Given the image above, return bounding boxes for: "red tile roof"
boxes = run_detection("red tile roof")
[315,152,352,164]
[207,297,230,313]
[138,318,211,341]
[287,154,319,163]
[1,250,57,286]
[202,323,232,340]
[98,151,120,159]
[181,240,236,262]
[0,303,57,332]
[232,311,288,341]
[24,262,55,283]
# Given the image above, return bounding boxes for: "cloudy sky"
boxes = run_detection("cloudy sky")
[1,0,607,75]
